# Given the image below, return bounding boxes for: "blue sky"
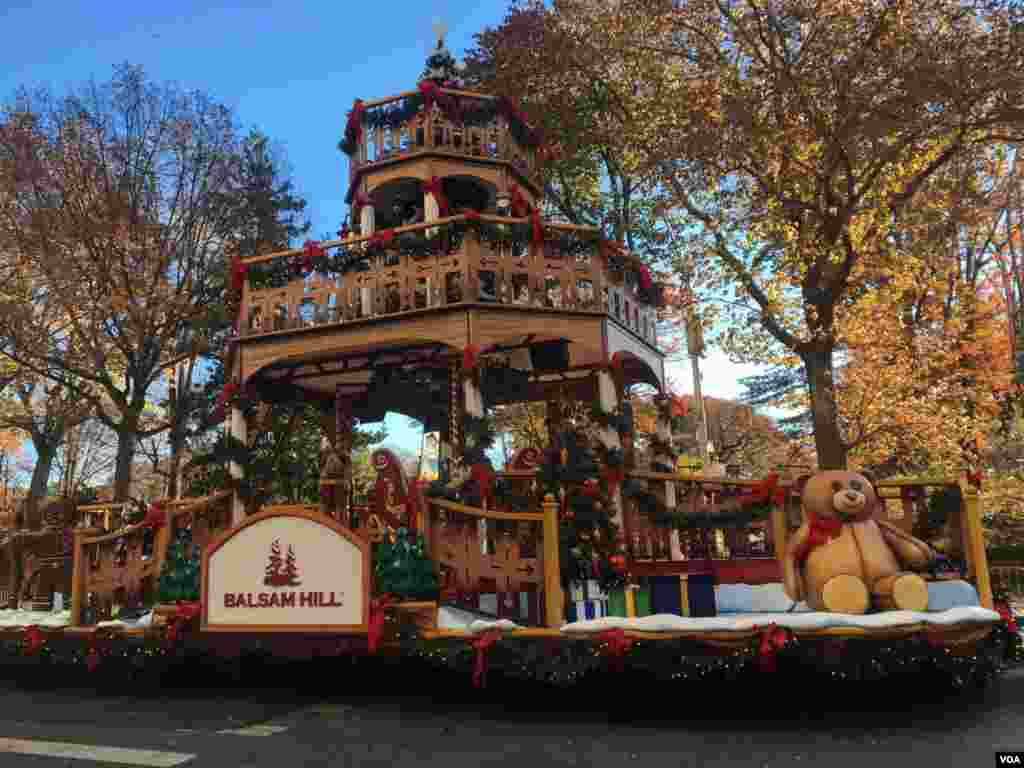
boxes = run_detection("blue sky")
[0,0,764,470]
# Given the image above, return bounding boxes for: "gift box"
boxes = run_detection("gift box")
[649,574,715,617]
[565,598,608,623]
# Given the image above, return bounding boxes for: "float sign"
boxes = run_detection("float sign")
[201,509,369,633]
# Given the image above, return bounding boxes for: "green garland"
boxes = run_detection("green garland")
[339,92,542,157]
[626,483,773,530]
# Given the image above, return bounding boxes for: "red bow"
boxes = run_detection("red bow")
[756,623,791,673]
[346,99,365,142]
[596,628,634,673]
[637,264,653,291]
[23,626,45,656]
[85,632,103,673]
[471,629,503,688]
[967,470,983,489]
[213,382,238,423]
[423,176,448,218]
[369,229,394,247]
[368,594,396,654]
[301,240,324,273]
[510,185,531,218]
[609,352,625,372]
[230,255,248,293]
[600,465,625,496]
[925,628,946,649]
[464,210,480,222]
[418,80,439,112]
[142,502,166,531]
[996,602,1018,634]
[165,602,201,650]
[792,513,844,562]
[469,463,495,508]
[530,209,544,246]
[463,344,481,372]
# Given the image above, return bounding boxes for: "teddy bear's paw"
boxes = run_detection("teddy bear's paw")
[873,572,928,612]
[821,574,870,615]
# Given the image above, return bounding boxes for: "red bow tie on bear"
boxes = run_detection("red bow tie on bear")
[794,514,844,562]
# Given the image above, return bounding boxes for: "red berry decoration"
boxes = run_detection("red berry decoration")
[610,554,627,573]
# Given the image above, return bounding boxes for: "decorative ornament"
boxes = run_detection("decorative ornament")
[596,628,634,673]
[756,623,791,673]
[230,255,249,293]
[368,594,396,654]
[471,628,503,688]
[23,626,45,656]
[301,240,324,274]
[422,176,449,218]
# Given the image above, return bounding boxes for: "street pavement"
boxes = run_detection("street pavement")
[0,656,1021,767]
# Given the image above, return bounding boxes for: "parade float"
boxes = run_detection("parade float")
[0,40,1018,690]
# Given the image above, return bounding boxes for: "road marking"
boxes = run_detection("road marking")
[0,737,195,766]
[216,724,290,736]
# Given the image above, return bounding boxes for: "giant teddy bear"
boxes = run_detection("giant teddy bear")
[782,470,937,614]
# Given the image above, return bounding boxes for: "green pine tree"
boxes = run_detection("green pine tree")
[373,528,439,600]
[158,531,201,603]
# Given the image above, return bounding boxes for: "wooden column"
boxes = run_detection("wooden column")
[442,355,463,480]
[542,493,563,628]
[960,480,993,609]
[596,369,625,533]
[69,530,85,626]
[228,405,247,526]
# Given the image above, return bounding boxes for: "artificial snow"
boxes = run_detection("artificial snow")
[97,611,153,629]
[437,605,520,634]
[558,605,1002,635]
[0,609,72,628]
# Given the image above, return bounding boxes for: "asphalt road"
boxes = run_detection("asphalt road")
[0,657,1021,767]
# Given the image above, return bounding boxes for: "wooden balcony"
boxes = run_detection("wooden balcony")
[347,89,542,191]
[239,216,662,350]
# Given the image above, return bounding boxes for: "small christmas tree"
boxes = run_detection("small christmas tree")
[539,426,627,593]
[373,527,439,600]
[158,529,201,603]
[419,23,463,86]
[283,545,301,587]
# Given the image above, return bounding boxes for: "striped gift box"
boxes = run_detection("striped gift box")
[648,574,716,617]
[565,598,608,623]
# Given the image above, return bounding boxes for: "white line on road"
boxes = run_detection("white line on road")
[216,724,290,736]
[0,737,195,766]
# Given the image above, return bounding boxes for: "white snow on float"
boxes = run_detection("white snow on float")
[557,606,1002,635]
[0,609,72,628]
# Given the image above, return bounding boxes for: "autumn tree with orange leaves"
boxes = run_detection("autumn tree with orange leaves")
[0,65,242,500]
[489,0,1024,469]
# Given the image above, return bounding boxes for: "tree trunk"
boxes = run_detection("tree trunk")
[803,343,847,470]
[24,440,56,529]
[112,412,142,502]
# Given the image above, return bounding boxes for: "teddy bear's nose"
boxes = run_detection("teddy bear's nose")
[845,491,860,503]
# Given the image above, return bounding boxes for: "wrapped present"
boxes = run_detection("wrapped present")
[565,598,608,623]
[649,574,715,617]
[585,579,607,601]
[607,589,627,617]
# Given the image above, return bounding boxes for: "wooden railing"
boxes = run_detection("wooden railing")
[348,89,541,188]
[424,495,561,628]
[239,216,660,349]
[622,471,993,608]
[70,492,231,626]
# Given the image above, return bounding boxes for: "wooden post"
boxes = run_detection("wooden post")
[960,481,993,609]
[542,494,563,628]
[69,529,85,626]
[152,505,174,585]
[772,490,790,572]
[624,583,637,618]
[229,405,247,526]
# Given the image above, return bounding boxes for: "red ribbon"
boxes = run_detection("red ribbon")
[23,626,45,656]
[301,240,324,273]
[469,463,495,508]
[423,176,449,218]
[967,470,983,489]
[418,80,439,112]
[230,255,248,293]
[756,623,791,673]
[471,629,503,688]
[600,465,625,496]
[176,602,201,622]
[464,210,480,222]
[596,628,634,673]
[996,602,1018,633]
[368,594,396,654]
[346,99,365,143]
[510,185,531,218]
[792,512,844,562]
[637,264,653,291]
[369,229,394,247]
[142,502,166,531]
[463,344,481,372]
[530,209,544,246]
[164,602,201,650]
[925,628,946,648]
